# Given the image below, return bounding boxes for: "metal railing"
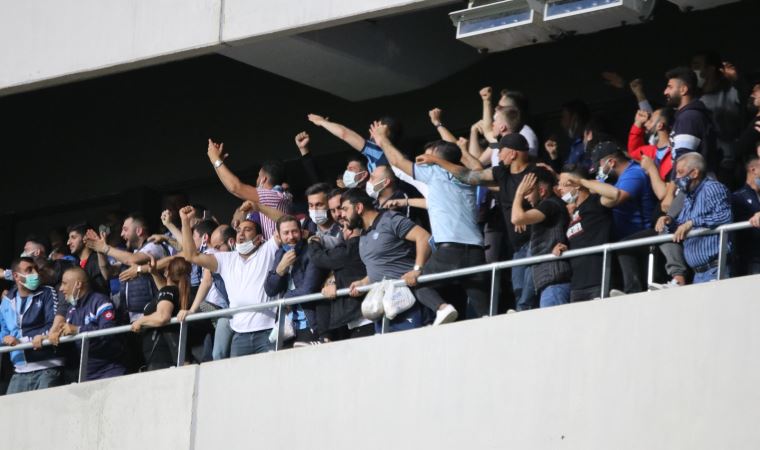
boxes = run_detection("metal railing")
[0,220,751,383]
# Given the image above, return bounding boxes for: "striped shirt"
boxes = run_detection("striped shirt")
[675,178,732,269]
[247,188,292,240]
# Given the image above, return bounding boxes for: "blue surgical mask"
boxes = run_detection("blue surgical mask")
[676,175,691,193]
[17,272,40,291]
[282,244,294,252]
[754,177,760,189]
[596,160,611,182]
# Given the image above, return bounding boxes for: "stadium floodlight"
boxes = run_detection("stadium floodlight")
[449,0,556,53]
[665,0,740,11]
[542,0,656,35]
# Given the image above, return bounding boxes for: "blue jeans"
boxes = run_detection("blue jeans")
[374,304,422,334]
[230,329,273,358]
[212,317,233,360]
[693,265,729,284]
[512,244,536,311]
[7,367,62,395]
[539,283,570,308]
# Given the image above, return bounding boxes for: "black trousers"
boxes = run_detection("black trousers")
[414,244,490,319]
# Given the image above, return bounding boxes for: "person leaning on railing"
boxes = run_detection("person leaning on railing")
[655,153,733,283]
[130,256,192,370]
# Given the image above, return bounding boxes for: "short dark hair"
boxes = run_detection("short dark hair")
[23,235,49,253]
[561,163,590,180]
[305,182,332,197]
[379,116,403,144]
[275,215,300,233]
[347,154,368,171]
[656,107,675,130]
[746,154,760,170]
[424,140,461,164]
[193,219,217,239]
[66,222,91,237]
[261,160,285,187]
[328,187,347,200]
[126,212,147,228]
[11,257,35,273]
[531,166,557,187]
[217,224,237,244]
[341,188,375,211]
[238,219,262,236]
[665,67,698,97]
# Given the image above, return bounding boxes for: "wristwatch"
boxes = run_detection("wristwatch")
[137,265,143,273]
[213,159,224,169]
[413,264,422,272]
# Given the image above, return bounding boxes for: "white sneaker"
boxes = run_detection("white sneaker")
[433,304,458,326]
[649,279,682,290]
[506,309,517,314]
[609,289,626,297]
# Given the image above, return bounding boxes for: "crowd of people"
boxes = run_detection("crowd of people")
[2,50,760,396]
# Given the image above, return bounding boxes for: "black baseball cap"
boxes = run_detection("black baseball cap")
[499,133,529,152]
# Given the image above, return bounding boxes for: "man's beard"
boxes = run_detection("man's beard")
[347,212,363,231]
[666,93,681,108]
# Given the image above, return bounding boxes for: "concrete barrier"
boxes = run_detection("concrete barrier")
[1,365,198,450]
[3,275,760,449]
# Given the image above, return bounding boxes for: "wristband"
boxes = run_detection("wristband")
[213,159,224,169]
[413,265,422,272]
[434,123,443,128]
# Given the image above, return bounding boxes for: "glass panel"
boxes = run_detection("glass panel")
[546,0,621,16]
[459,7,532,34]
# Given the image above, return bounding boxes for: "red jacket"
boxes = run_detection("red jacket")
[627,124,672,181]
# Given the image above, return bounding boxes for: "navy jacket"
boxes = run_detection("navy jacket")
[65,291,125,380]
[265,241,326,327]
[0,285,60,369]
[732,184,760,272]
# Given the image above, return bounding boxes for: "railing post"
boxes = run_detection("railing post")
[78,334,89,383]
[647,245,655,289]
[489,266,500,316]
[381,316,390,334]
[176,321,187,367]
[275,303,287,351]
[600,247,611,299]
[717,228,729,280]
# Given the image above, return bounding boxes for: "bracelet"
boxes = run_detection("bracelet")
[213,159,224,169]
[434,123,443,128]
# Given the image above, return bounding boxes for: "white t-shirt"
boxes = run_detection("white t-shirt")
[213,238,278,333]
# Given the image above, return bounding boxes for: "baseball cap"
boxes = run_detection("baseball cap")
[498,133,529,152]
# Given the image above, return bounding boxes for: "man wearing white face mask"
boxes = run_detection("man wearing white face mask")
[51,266,125,381]
[180,206,279,357]
[0,257,63,394]
[303,183,342,248]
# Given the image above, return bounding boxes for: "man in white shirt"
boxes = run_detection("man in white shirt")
[179,206,278,357]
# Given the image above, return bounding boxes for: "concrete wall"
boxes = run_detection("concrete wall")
[3,275,760,449]
[0,0,450,95]
[0,365,199,450]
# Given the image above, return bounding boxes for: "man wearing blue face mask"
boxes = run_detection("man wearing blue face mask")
[265,216,327,346]
[655,153,732,283]
[302,182,342,248]
[0,257,63,394]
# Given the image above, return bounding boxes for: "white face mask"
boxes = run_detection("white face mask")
[343,170,362,188]
[66,286,81,306]
[365,178,386,200]
[309,209,329,225]
[561,190,578,204]
[236,240,255,255]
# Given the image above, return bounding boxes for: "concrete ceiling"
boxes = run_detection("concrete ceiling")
[218,4,483,101]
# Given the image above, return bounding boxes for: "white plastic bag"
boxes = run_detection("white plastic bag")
[268,312,296,344]
[382,281,416,320]
[361,281,386,321]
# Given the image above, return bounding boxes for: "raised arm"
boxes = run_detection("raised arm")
[295,131,322,185]
[414,153,496,187]
[307,114,365,151]
[180,206,218,272]
[640,155,668,200]
[574,177,624,208]
[511,174,547,226]
[370,121,413,177]
[428,108,456,143]
[457,138,485,171]
[480,87,493,131]
[206,139,260,202]
[469,121,485,159]
[84,229,150,266]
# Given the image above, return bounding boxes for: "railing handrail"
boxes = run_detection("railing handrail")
[0,220,751,355]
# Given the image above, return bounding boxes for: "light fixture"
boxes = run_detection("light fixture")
[542,0,656,35]
[449,0,556,53]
